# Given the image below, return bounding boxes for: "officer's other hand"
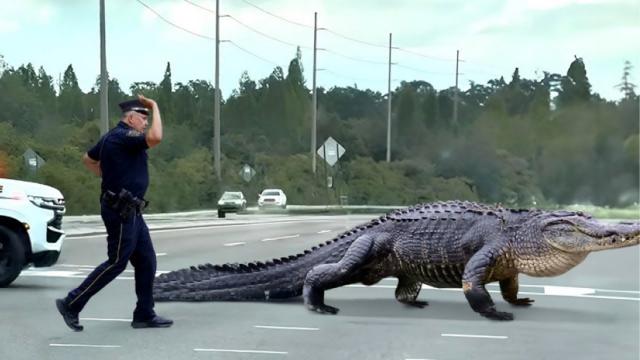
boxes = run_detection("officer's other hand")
[137,94,156,109]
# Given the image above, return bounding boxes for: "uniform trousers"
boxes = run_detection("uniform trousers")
[65,201,157,320]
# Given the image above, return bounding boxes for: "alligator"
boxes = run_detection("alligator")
[153,201,640,320]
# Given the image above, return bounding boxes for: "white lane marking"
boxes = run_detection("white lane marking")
[345,284,640,301]
[67,219,333,239]
[544,286,595,296]
[23,268,640,301]
[592,288,640,294]
[50,343,121,348]
[54,264,96,268]
[254,325,319,331]
[194,348,288,355]
[80,318,131,322]
[261,234,300,242]
[20,270,82,277]
[156,253,167,257]
[224,242,246,247]
[317,230,331,234]
[442,333,508,339]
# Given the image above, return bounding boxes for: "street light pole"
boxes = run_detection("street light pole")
[311,12,318,174]
[386,33,392,162]
[99,0,108,135]
[214,0,221,179]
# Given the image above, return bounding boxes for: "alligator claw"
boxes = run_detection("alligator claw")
[509,298,534,306]
[403,300,429,308]
[481,309,514,321]
[307,304,340,314]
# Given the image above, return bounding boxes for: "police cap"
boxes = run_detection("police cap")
[119,99,149,115]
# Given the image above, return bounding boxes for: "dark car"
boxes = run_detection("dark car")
[217,191,247,218]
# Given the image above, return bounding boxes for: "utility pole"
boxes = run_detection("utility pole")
[311,12,318,174]
[386,33,392,162]
[99,0,108,135]
[453,49,459,128]
[214,0,221,179]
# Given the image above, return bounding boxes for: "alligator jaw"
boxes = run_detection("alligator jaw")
[547,220,640,253]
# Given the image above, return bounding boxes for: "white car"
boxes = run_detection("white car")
[258,188,287,209]
[217,191,247,218]
[0,178,66,287]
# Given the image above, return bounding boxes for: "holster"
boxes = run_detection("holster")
[102,189,148,219]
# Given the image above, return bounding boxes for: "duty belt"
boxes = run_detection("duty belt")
[101,189,148,218]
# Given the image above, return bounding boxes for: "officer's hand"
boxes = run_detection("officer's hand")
[137,94,156,109]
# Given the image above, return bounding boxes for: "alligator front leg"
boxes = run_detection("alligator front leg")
[500,276,534,306]
[395,277,428,308]
[462,247,514,321]
[303,234,376,314]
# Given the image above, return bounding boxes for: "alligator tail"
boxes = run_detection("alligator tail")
[153,235,355,302]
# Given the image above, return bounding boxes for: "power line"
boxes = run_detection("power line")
[240,0,313,28]
[135,0,214,40]
[182,0,215,14]
[321,28,387,48]
[225,40,280,67]
[394,47,455,62]
[322,48,388,65]
[226,15,312,49]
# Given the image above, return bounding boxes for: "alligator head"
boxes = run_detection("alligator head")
[538,211,640,253]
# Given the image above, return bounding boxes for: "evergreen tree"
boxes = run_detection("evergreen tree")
[616,60,637,99]
[158,62,173,119]
[58,64,86,124]
[557,56,592,106]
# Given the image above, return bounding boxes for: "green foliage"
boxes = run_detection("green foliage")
[0,53,637,215]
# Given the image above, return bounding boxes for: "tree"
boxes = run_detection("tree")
[0,66,43,133]
[556,56,592,106]
[158,62,173,119]
[36,66,56,109]
[58,64,86,123]
[616,60,637,99]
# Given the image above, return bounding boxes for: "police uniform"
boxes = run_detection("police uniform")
[56,99,172,331]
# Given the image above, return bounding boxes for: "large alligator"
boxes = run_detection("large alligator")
[153,201,639,320]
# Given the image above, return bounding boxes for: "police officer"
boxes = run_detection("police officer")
[56,95,172,331]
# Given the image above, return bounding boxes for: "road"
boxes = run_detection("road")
[1,213,639,360]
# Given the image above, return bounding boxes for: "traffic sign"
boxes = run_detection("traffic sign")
[317,137,345,167]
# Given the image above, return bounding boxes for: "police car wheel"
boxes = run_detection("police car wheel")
[218,210,225,218]
[0,225,26,287]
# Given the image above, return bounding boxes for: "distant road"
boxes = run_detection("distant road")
[4,213,638,360]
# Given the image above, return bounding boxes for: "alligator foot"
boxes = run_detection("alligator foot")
[507,298,534,306]
[307,303,340,314]
[480,308,514,321]
[303,285,339,314]
[402,300,429,308]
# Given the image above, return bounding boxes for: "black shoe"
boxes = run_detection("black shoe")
[55,298,83,332]
[131,315,173,329]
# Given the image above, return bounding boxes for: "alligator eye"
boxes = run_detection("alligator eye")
[611,239,616,243]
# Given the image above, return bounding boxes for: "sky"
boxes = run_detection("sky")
[0,0,638,101]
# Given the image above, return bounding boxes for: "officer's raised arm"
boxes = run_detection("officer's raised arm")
[138,94,163,148]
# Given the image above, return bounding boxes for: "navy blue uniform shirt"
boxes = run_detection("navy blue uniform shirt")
[87,121,149,198]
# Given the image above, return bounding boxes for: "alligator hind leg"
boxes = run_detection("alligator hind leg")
[303,234,376,314]
[499,276,534,306]
[395,277,428,308]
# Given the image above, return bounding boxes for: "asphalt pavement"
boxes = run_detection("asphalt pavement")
[1,212,638,360]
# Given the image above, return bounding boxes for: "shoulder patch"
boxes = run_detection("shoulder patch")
[126,129,143,137]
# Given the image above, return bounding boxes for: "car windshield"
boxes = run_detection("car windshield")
[221,193,242,200]
[262,191,281,196]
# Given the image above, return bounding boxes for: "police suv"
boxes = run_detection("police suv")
[0,178,66,287]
